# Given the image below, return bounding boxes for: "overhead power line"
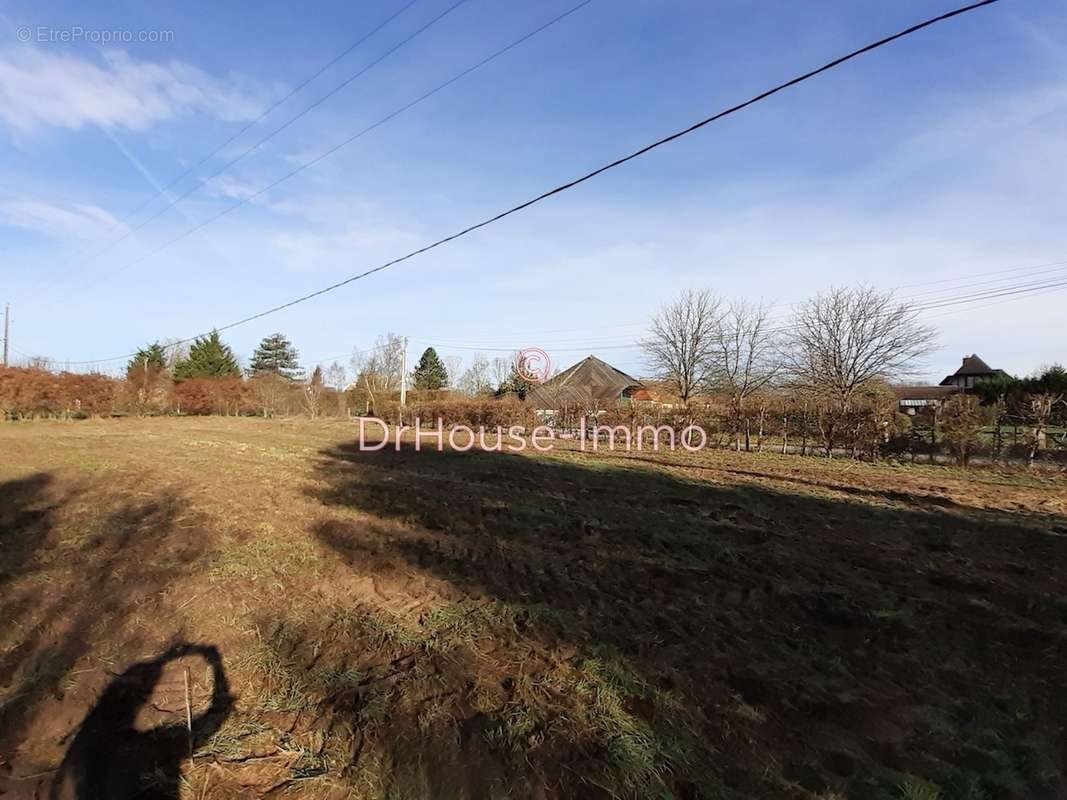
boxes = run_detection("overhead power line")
[901,261,1067,300]
[46,0,470,302]
[406,257,1067,345]
[42,264,1065,373]
[428,256,1067,345]
[414,271,1067,354]
[42,0,594,312]
[22,0,424,300]
[29,272,1067,372]
[53,260,1067,368]
[918,277,1067,310]
[120,0,424,223]
[893,257,1067,290]
[927,281,1067,320]
[58,0,999,365]
[403,257,1067,343]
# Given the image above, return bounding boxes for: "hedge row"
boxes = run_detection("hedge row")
[0,367,345,419]
[357,397,536,429]
[0,368,115,418]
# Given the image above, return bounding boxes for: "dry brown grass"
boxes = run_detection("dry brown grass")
[1,416,1066,799]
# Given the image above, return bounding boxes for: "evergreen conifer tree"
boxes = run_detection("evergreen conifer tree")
[126,342,167,375]
[173,331,241,379]
[411,347,448,391]
[248,333,302,380]
[498,356,535,399]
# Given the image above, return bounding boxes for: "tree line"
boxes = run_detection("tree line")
[637,285,1064,465]
[120,330,351,418]
[345,334,534,416]
[0,329,531,420]
[1,331,340,419]
[3,284,1062,468]
[949,367,1067,466]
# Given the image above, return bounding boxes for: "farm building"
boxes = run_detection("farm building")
[893,384,956,416]
[525,355,645,412]
[623,378,723,412]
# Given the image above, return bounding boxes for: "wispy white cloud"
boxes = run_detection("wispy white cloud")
[858,84,1067,195]
[202,174,263,202]
[268,225,422,273]
[0,198,125,240]
[0,46,273,133]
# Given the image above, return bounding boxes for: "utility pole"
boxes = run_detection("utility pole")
[2,304,8,367]
[399,336,408,408]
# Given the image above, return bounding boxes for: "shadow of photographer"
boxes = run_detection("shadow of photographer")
[50,643,232,800]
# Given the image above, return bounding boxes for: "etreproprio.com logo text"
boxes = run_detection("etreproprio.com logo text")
[18,26,175,43]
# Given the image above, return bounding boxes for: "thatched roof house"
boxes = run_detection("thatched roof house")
[939,354,1008,389]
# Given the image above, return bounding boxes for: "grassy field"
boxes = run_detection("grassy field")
[1,417,1066,799]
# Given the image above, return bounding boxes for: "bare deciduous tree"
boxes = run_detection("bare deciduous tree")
[303,365,325,419]
[709,301,782,451]
[444,355,463,389]
[642,289,723,408]
[1025,392,1062,468]
[324,362,347,392]
[350,333,404,414]
[490,356,512,393]
[323,361,347,415]
[457,354,492,396]
[786,286,935,403]
[249,372,287,418]
[784,286,936,454]
[161,338,189,372]
[941,394,989,467]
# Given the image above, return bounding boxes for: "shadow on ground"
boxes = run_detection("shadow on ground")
[0,475,210,790]
[49,643,232,800]
[301,440,1067,799]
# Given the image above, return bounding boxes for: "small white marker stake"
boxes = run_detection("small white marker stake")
[183,666,193,759]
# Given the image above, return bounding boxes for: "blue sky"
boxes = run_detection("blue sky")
[1,0,1065,383]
